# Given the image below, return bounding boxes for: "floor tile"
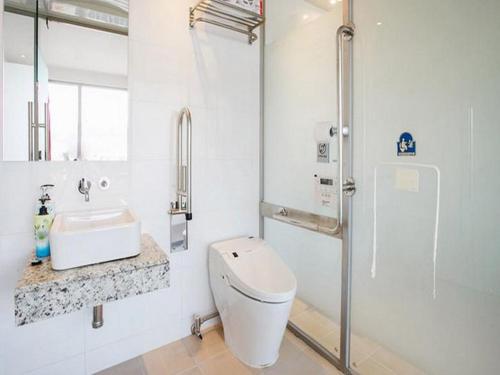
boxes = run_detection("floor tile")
[176,367,203,375]
[197,351,253,375]
[260,336,325,375]
[290,309,338,342]
[284,330,308,351]
[316,331,341,355]
[353,358,396,375]
[96,357,146,375]
[301,346,343,375]
[142,340,196,375]
[349,333,381,365]
[100,324,422,375]
[371,348,426,375]
[182,326,227,363]
[290,298,310,317]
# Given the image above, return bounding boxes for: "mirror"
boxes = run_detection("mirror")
[2,0,128,161]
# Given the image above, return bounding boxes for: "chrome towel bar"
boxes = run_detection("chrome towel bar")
[189,0,265,45]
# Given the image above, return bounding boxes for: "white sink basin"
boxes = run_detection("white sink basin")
[50,207,141,270]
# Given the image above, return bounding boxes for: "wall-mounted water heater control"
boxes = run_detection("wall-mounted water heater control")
[314,175,337,208]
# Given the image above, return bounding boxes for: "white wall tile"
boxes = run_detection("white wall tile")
[130,102,175,161]
[83,294,152,351]
[0,312,85,374]
[25,355,85,375]
[0,0,260,374]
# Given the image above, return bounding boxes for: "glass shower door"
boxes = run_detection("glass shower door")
[350,1,500,374]
[263,0,345,364]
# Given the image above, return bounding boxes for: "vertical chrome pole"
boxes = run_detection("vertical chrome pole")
[339,0,355,372]
[177,114,183,202]
[44,102,49,160]
[258,0,266,238]
[186,109,192,219]
[77,85,82,160]
[28,102,34,161]
[33,0,40,161]
[175,108,193,221]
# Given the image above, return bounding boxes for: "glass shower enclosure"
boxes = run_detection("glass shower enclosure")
[261,0,500,374]
[262,0,348,369]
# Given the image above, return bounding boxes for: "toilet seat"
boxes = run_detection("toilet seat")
[213,237,296,303]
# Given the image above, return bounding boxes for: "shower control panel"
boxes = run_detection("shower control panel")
[314,175,338,208]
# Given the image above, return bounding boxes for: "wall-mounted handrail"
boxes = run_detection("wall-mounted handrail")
[169,107,193,251]
[260,202,341,240]
[170,107,193,221]
[331,25,355,236]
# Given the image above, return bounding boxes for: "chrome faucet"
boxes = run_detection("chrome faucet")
[78,178,92,202]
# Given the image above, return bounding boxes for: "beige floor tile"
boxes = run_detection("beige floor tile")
[284,329,309,351]
[98,327,422,375]
[310,330,380,370]
[290,298,310,317]
[316,331,341,355]
[290,309,339,342]
[353,358,396,375]
[176,367,204,375]
[96,357,146,375]
[260,336,326,375]
[198,351,253,375]
[349,333,381,365]
[143,340,196,375]
[301,346,343,375]
[182,326,227,363]
[371,348,427,375]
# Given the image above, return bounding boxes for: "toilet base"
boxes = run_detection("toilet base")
[215,284,294,368]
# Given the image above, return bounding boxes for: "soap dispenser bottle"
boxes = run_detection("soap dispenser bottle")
[34,185,55,259]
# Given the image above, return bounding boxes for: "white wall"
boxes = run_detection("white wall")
[0,0,260,374]
[3,62,32,161]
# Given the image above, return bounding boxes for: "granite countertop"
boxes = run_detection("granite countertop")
[15,233,170,326]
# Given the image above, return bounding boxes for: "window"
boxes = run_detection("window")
[48,82,128,161]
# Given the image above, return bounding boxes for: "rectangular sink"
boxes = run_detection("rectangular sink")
[50,207,141,270]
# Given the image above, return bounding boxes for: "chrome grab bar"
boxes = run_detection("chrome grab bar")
[27,101,49,161]
[28,101,34,161]
[170,107,193,221]
[44,102,49,161]
[331,25,355,236]
[260,202,341,239]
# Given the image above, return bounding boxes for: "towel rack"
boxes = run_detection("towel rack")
[189,0,265,44]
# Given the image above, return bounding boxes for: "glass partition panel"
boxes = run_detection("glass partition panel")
[351,1,500,374]
[264,0,344,360]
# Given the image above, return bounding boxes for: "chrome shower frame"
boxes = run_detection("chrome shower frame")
[259,0,356,374]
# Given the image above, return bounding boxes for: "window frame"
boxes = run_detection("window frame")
[48,79,128,161]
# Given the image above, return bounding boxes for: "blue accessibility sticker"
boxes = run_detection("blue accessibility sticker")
[397,132,416,156]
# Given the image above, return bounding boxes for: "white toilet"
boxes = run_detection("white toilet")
[209,236,297,368]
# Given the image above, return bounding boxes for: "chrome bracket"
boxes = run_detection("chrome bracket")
[191,311,220,340]
[92,305,103,329]
[343,177,356,197]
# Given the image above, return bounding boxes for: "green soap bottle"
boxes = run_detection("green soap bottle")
[34,197,52,258]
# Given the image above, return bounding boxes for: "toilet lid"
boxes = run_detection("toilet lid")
[213,237,297,303]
